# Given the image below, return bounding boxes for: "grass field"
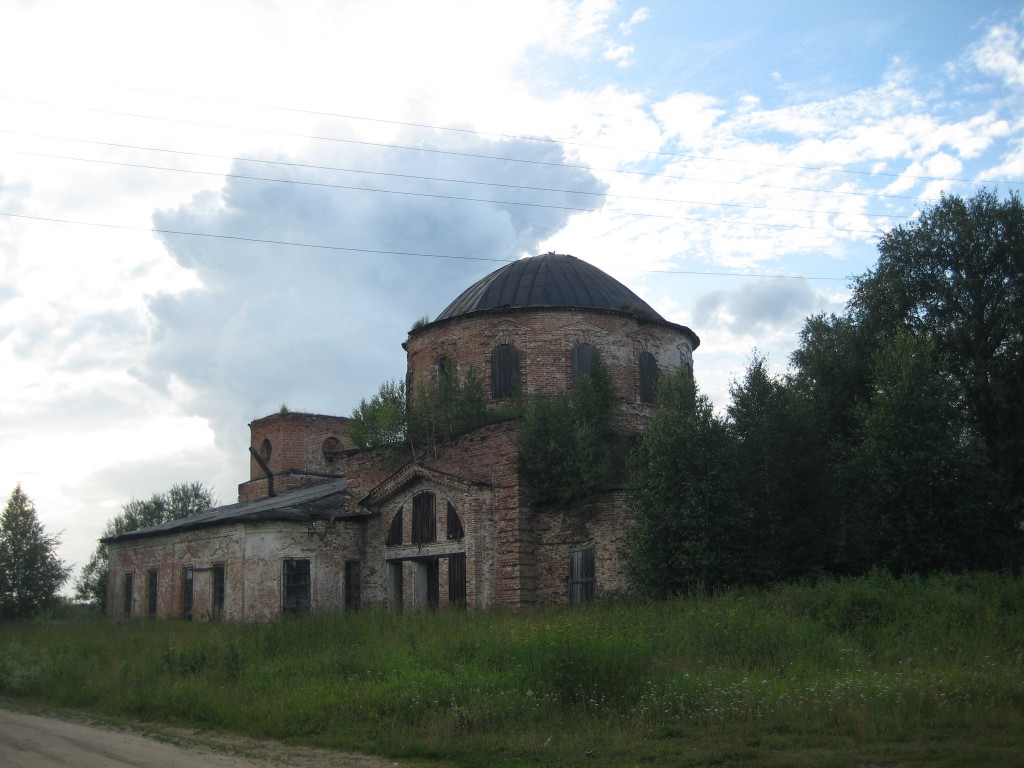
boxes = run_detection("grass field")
[2,570,1022,767]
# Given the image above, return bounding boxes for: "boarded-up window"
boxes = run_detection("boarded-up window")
[569,547,595,605]
[449,553,467,609]
[386,507,403,546]
[491,344,520,399]
[283,559,311,614]
[639,351,657,404]
[147,570,157,618]
[446,501,464,540]
[212,565,225,620]
[122,572,133,617]
[412,492,436,544]
[345,560,361,610]
[182,566,194,620]
[572,344,599,384]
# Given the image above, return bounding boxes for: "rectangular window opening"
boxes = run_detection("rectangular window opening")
[283,558,311,614]
[569,547,595,605]
[345,560,361,610]
[147,570,157,619]
[212,564,225,620]
[182,566,194,621]
[122,572,134,617]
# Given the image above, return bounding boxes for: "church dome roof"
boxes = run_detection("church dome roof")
[435,253,663,322]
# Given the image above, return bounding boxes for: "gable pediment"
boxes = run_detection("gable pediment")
[359,463,489,508]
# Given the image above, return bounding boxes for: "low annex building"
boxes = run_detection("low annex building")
[104,254,699,620]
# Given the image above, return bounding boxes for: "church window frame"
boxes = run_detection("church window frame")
[490,343,520,399]
[572,343,599,384]
[282,558,311,614]
[412,491,436,545]
[639,351,658,404]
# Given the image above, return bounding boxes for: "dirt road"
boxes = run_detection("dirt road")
[0,707,392,768]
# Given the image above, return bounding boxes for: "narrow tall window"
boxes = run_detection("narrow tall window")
[386,507,403,546]
[569,547,595,605]
[182,566,194,620]
[572,344,599,384]
[639,351,657,404]
[345,560,361,610]
[446,501,464,540]
[412,492,436,544]
[435,356,454,385]
[122,572,134,617]
[212,565,225,620]
[147,570,158,618]
[491,344,520,399]
[283,559,311,614]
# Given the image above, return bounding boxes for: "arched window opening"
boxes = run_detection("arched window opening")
[260,438,272,462]
[446,501,464,540]
[386,507,404,546]
[639,351,657,404]
[572,343,599,384]
[491,344,520,399]
[412,492,436,544]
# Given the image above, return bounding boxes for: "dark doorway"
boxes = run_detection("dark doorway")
[426,559,439,610]
[448,553,467,608]
[345,560,361,610]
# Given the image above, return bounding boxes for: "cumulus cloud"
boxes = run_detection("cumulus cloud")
[693,278,818,337]
[971,21,1024,89]
[137,129,608,450]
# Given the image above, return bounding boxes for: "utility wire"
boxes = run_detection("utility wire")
[0,94,980,203]
[39,86,1024,187]
[0,210,850,281]
[17,151,884,235]
[4,129,914,220]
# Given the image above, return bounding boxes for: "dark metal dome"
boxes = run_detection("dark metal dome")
[435,253,664,322]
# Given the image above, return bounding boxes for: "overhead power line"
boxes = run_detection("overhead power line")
[45,86,1024,187]
[1,94,1000,204]
[4,130,916,221]
[18,151,884,236]
[0,210,850,281]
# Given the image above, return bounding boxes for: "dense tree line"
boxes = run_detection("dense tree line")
[628,190,1023,592]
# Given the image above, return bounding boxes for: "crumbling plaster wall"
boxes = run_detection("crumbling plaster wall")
[107,518,373,621]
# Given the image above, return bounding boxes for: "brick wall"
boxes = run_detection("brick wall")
[405,307,695,430]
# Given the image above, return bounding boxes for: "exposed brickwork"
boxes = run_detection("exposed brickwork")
[405,307,695,430]
[106,264,696,619]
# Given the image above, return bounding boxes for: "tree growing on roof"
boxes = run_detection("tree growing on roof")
[0,485,71,620]
[74,482,216,610]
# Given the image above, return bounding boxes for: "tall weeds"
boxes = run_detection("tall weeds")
[2,572,1022,766]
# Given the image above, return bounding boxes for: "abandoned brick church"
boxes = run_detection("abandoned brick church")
[104,253,699,619]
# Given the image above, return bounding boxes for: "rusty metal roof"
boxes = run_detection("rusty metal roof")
[101,478,371,543]
[435,253,664,322]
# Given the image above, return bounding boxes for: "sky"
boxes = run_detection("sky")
[1,0,1022,588]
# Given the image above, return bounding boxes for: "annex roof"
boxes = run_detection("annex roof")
[101,478,371,543]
